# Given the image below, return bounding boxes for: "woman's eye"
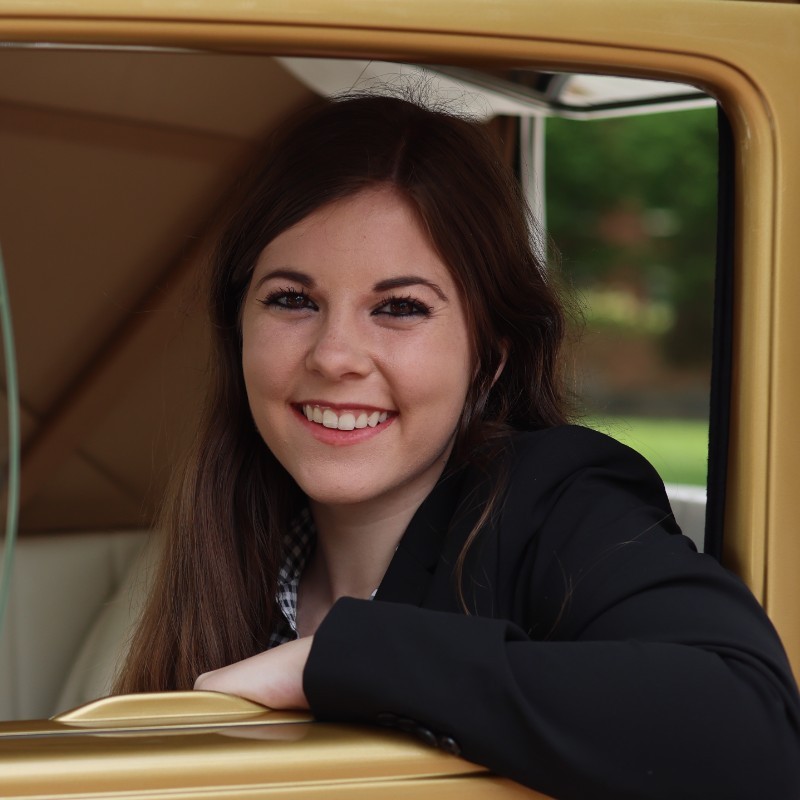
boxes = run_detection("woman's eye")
[373,296,432,318]
[261,289,317,311]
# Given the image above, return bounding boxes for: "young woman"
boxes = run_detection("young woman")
[117,94,800,799]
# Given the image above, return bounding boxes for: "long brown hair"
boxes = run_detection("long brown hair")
[116,92,569,693]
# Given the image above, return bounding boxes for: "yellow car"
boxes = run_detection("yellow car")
[0,1,798,797]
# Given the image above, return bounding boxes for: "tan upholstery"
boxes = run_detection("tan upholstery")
[55,535,160,715]
[0,531,147,720]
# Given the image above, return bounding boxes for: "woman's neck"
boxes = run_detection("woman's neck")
[307,489,424,601]
[297,476,432,636]
[294,447,453,637]
[295,493,429,638]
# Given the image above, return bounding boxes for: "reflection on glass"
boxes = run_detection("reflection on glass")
[0,244,21,641]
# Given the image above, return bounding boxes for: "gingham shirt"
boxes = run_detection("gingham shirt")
[268,507,379,649]
[268,507,317,649]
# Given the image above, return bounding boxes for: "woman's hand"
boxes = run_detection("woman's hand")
[193,636,313,709]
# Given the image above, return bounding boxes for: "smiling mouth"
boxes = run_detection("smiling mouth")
[299,404,390,431]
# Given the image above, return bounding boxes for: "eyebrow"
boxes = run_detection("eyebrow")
[254,270,449,302]
[252,269,316,291]
[372,276,448,301]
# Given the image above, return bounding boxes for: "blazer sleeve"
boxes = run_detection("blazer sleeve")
[303,428,800,800]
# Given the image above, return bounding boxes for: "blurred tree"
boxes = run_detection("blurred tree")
[545,108,717,366]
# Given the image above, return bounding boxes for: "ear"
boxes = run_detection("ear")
[491,341,509,387]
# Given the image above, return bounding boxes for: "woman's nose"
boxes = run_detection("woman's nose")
[304,313,372,379]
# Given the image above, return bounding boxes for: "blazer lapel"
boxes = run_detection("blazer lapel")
[374,465,467,607]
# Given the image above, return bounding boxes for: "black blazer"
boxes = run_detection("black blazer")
[304,426,800,800]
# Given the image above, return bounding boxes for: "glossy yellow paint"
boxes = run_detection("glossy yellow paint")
[54,691,308,727]
[1,692,538,799]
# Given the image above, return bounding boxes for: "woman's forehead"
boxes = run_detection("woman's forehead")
[252,188,457,292]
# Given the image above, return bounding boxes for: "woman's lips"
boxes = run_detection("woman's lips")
[292,403,396,446]
[300,404,389,431]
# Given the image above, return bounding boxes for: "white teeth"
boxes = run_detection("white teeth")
[302,405,390,430]
[337,413,356,431]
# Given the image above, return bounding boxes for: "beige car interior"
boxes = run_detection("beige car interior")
[0,46,710,721]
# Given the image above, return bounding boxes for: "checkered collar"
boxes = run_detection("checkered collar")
[269,506,316,649]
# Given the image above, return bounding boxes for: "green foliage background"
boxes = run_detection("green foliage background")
[587,416,708,486]
[545,108,718,366]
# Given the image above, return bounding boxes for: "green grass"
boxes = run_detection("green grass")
[584,416,709,486]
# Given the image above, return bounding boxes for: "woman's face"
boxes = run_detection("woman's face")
[241,186,473,513]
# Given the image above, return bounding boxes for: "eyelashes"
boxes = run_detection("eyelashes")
[259,287,433,318]
[259,287,318,311]
[372,294,432,318]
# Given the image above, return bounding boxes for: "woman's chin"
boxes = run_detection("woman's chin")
[301,484,379,508]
